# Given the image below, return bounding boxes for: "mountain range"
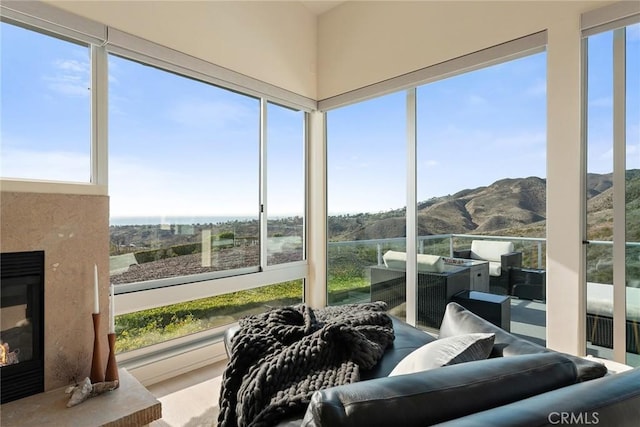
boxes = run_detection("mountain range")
[328,170,640,241]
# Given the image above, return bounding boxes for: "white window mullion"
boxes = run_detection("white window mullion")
[406,88,417,326]
[306,111,327,308]
[612,27,627,363]
[91,45,108,187]
[579,36,589,355]
[260,99,268,270]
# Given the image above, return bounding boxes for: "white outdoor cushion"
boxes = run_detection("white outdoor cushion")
[470,240,514,263]
[418,254,445,273]
[382,251,444,273]
[586,282,640,322]
[383,250,407,270]
[488,261,502,277]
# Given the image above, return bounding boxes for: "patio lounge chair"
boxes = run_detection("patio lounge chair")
[453,240,522,295]
[586,282,640,354]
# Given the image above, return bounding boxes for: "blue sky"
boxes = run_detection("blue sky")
[1,21,638,217]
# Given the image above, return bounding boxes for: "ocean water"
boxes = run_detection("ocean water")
[110,216,258,226]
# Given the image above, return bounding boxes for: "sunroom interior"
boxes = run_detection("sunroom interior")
[1,0,639,396]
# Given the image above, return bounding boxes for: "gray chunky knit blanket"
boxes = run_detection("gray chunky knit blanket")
[218,302,394,427]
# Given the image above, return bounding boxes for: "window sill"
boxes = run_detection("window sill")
[117,326,230,387]
[0,179,107,196]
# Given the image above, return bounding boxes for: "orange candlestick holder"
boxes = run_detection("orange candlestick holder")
[105,333,119,386]
[90,313,105,383]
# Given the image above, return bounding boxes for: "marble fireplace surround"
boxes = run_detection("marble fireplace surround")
[1,191,110,391]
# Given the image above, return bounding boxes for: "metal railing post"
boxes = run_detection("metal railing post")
[377,243,383,266]
[538,241,542,269]
[449,236,454,257]
[419,239,424,254]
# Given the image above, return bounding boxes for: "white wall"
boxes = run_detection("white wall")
[46,0,318,99]
[317,0,612,100]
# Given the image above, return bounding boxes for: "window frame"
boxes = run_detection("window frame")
[581,5,640,363]
[1,1,311,358]
[0,17,105,192]
[105,49,309,303]
[323,33,548,329]
[104,44,310,353]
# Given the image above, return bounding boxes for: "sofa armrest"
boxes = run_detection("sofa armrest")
[453,249,471,259]
[500,251,522,269]
[301,353,578,427]
[434,367,640,427]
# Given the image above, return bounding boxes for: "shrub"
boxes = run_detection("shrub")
[172,242,201,256]
[134,248,165,264]
[218,231,235,240]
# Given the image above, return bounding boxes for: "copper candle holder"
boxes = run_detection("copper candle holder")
[90,313,105,383]
[105,333,119,386]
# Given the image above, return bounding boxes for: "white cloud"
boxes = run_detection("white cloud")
[44,58,90,97]
[109,154,258,217]
[467,95,488,107]
[493,131,546,148]
[526,80,546,97]
[0,147,89,182]
[167,99,255,129]
[627,23,640,42]
[589,97,613,108]
[628,144,640,169]
[54,59,88,73]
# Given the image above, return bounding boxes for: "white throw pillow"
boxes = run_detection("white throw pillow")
[388,333,495,376]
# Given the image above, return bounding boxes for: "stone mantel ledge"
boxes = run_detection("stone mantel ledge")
[0,369,161,427]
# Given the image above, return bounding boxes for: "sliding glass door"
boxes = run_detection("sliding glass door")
[584,23,640,366]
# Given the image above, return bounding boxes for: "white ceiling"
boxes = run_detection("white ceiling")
[300,1,345,16]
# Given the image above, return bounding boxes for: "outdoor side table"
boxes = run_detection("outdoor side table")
[511,268,546,301]
[452,290,511,332]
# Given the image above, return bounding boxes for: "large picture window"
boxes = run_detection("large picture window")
[266,102,305,266]
[325,45,546,337]
[108,54,307,353]
[108,54,261,288]
[417,51,547,340]
[584,22,640,366]
[0,21,91,182]
[326,92,407,312]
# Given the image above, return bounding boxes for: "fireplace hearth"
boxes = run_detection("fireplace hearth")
[0,251,45,404]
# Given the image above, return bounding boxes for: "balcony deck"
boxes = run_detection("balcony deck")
[336,287,639,365]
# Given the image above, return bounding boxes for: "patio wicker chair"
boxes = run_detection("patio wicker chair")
[453,240,522,296]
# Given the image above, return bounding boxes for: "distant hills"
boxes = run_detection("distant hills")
[328,170,640,241]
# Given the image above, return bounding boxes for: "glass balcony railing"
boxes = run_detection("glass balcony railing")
[327,234,639,367]
[328,233,546,304]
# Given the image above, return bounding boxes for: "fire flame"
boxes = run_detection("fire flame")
[0,342,18,366]
[0,343,7,366]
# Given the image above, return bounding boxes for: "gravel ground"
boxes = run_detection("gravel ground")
[111,247,301,284]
